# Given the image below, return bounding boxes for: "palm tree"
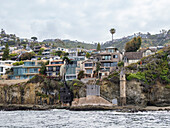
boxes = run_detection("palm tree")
[110,28,116,42]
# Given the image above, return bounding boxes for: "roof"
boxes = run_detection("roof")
[139,48,157,53]
[105,46,117,49]
[46,64,63,67]
[51,60,63,62]
[124,52,143,60]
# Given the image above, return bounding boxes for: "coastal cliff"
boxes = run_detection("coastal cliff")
[0,76,170,109]
[0,46,169,108]
[0,75,86,106]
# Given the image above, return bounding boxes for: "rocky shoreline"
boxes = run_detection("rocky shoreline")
[0,104,64,111]
[1,104,170,112]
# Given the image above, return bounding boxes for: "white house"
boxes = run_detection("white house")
[0,60,16,76]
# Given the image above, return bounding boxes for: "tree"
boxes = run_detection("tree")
[31,37,38,42]
[95,62,101,77]
[2,43,9,60]
[62,56,71,64]
[38,48,44,55]
[20,52,35,60]
[56,51,63,56]
[85,52,91,58]
[110,28,116,42]
[125,36,142,52]
[39,62,46,75]
[78,70,84,80]
[23,44,26,49]
[96,43,101,51]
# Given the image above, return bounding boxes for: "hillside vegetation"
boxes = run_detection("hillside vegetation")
[126,46,170,87]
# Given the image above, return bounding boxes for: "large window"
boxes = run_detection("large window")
[0,67,3,72]
[51,61,64,64]
[24,62,35,66]
[103,62,117,67]
[66,67,76,74]
[108,49,115,53]
[103,63,111,67]
[85,63,93,67]
[111,62,117,66]
[102,55,111,60]
[29,68,38,73]
[86,69,92,74]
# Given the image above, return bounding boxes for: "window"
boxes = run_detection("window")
[24,62,35,66]
[102,55,111,60]
[48,67,53,71]
[66,67,76,74]
[108,49,114,53]
[29,68,38,73]
[56,66,60,71]
[0,67,3,72]
[111,62,117,66]
[85,63,93,67]
[51,61,64,64]
[113,55,118,58]
[86,69,92,74]
[103,63,110,67]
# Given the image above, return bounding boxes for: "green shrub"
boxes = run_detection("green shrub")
[13,61,24,66]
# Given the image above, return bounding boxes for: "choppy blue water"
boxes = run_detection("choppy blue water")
[0,109,170,128]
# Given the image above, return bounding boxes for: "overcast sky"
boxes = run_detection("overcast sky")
[0,0,170,43]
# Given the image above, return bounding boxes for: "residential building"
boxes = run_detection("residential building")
[82,59,96,78]
[139,47,157,57]
[123,52,143,66]
[33,46,41,54]
[95,47,122,78]
[0,60,16,76]
[65,56,85,81]
[42,49,50,56]
[9,60,45,80]
[46,60,64,77]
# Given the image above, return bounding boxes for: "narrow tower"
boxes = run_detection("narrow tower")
[120,70,126,106]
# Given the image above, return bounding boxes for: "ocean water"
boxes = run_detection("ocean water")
[0,109,170,128]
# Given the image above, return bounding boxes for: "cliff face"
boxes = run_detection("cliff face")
[0,75,170,107]
[0,82,56,105]
[99,79,170,107]
[0,75,86,105]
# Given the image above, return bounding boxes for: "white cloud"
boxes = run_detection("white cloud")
[0,0,169,42]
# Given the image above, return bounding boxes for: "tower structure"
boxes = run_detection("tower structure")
[120,70,126,106]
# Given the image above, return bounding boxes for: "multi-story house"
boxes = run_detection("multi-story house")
[33,46,41,54]
[82,59,96,78]
[46,60,64,77]
[0,60,16,76]
[65,56,85,81]
[9,60,45,80]
[95,47,122,78]
[42,49,50,56]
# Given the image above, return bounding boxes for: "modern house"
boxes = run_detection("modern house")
[46,60,64,77]
[94,47,122,78]
[82,59,96,78]
[33,46,41,54]
[42,49,50,56]
[0,60,16,76]
[8,60,45,80]
[65,56,85,81]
